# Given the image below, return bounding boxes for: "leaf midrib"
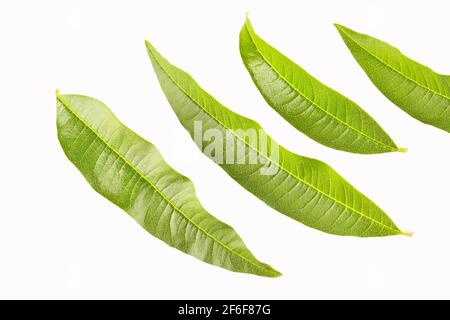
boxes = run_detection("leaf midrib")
[148,49,401,235]
[244,22,398,152]
[57,96,276,276]
[338,26,450,102]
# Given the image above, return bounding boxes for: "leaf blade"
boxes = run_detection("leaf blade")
[56,93,281,277]
[335,24,450,133]
[146,41,407,237]
[239,17,400,154]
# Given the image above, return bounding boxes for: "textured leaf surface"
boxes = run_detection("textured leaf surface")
[336,24,450,133]
[56,93,280,277]
[146,41,408,237]
[239,18,401,154]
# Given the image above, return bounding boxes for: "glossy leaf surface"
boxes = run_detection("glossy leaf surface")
[57,93,280,277]
[336,24,450,133]
[146,41,409,237]
[240,18,401,154]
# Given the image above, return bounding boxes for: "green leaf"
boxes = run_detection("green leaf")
[239,17,402,154]
[335,24,450,133]
[56,92,280,277]
[145,41,410,237]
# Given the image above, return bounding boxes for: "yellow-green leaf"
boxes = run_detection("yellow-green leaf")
[240,17,402,154]
[57,93,280,277]
[146,41,410,237]
[336,24,450,133]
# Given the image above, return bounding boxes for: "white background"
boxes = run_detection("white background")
[0,0,449,299]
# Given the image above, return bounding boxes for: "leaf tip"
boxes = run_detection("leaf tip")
[144,39,158,60]
[268,268,283,278]
[401,230,414,237]
[55,89,61,97]
[333,23,350,35]
[244,12,253,29]
[256,263,282,278]
[398,147,408,153]
[144,39,152,49]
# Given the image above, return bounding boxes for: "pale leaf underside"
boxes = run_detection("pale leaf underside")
[57,93,280,277]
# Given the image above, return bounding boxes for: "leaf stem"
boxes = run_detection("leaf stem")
[401,230,414,237]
